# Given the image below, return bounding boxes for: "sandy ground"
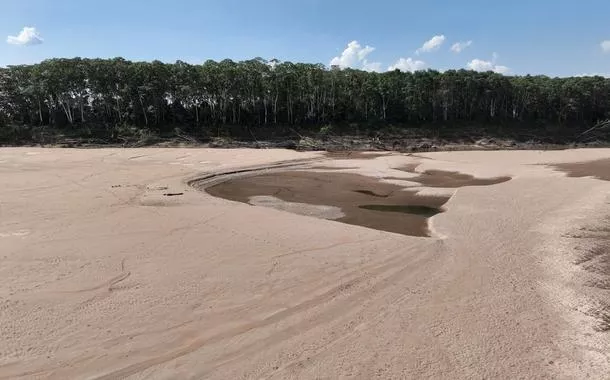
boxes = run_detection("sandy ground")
[1,147,609,379]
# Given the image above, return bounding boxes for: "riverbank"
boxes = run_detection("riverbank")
[2,124,609,152]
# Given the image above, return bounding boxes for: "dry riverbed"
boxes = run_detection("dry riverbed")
[0,147,609,379]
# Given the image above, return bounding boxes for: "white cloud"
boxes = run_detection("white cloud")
[388,57,426,72]
[416,35,445,54]
[467,58,509,74]
[7,26,43,46]
[330,40,380,71]
[362,60,382,72]
[601,40,610,53]
[467,52,509,74]
[450,40,472,53]
[357,45,375,61]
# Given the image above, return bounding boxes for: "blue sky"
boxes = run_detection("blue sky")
[1,0,609,76]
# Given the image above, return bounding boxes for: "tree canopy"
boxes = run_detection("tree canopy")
[1,57,609,135]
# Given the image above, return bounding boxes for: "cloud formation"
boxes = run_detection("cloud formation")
[330,40,508,74]
[362,60,382,72]
[7,27,43,46]
[388,57,426,72]
[450,40,472,53]
[601,40,610,53]
[330,41,381,71]
[467,58,509,74]
[416,35,445,54]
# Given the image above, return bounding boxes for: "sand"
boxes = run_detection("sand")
[1,147,609,379]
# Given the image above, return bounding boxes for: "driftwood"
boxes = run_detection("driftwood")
[579,119,610,138]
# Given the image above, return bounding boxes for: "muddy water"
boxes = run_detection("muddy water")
[553,159,610,181]
[207,171,449,237]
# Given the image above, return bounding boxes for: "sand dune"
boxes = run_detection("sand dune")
[0,147,609,379]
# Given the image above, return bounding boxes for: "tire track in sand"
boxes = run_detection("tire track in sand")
[91,239,442,380]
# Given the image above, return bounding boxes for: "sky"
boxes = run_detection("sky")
[1,0,609,77]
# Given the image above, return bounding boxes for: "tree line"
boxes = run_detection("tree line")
[1,57,609,135]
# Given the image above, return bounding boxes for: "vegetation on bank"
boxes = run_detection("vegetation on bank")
[1,57,609,146]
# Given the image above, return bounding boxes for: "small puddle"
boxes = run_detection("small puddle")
[359,205,443,217]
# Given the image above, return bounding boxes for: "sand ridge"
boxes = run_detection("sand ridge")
[0,147,609,379]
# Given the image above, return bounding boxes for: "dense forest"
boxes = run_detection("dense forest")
[1,57,609,145]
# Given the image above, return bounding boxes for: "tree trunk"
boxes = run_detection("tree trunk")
[273,93,278,124]
[116,97,122,123]
[139,95,148,126]
[58,96,74,124]
[80,96,86,123]
[37,99,43,125]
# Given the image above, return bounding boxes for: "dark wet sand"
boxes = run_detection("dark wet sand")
[394,165,511,188]
[207,171,449,237]
[553,159,610,181]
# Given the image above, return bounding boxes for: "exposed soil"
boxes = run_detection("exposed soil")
[7,125,608,152]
